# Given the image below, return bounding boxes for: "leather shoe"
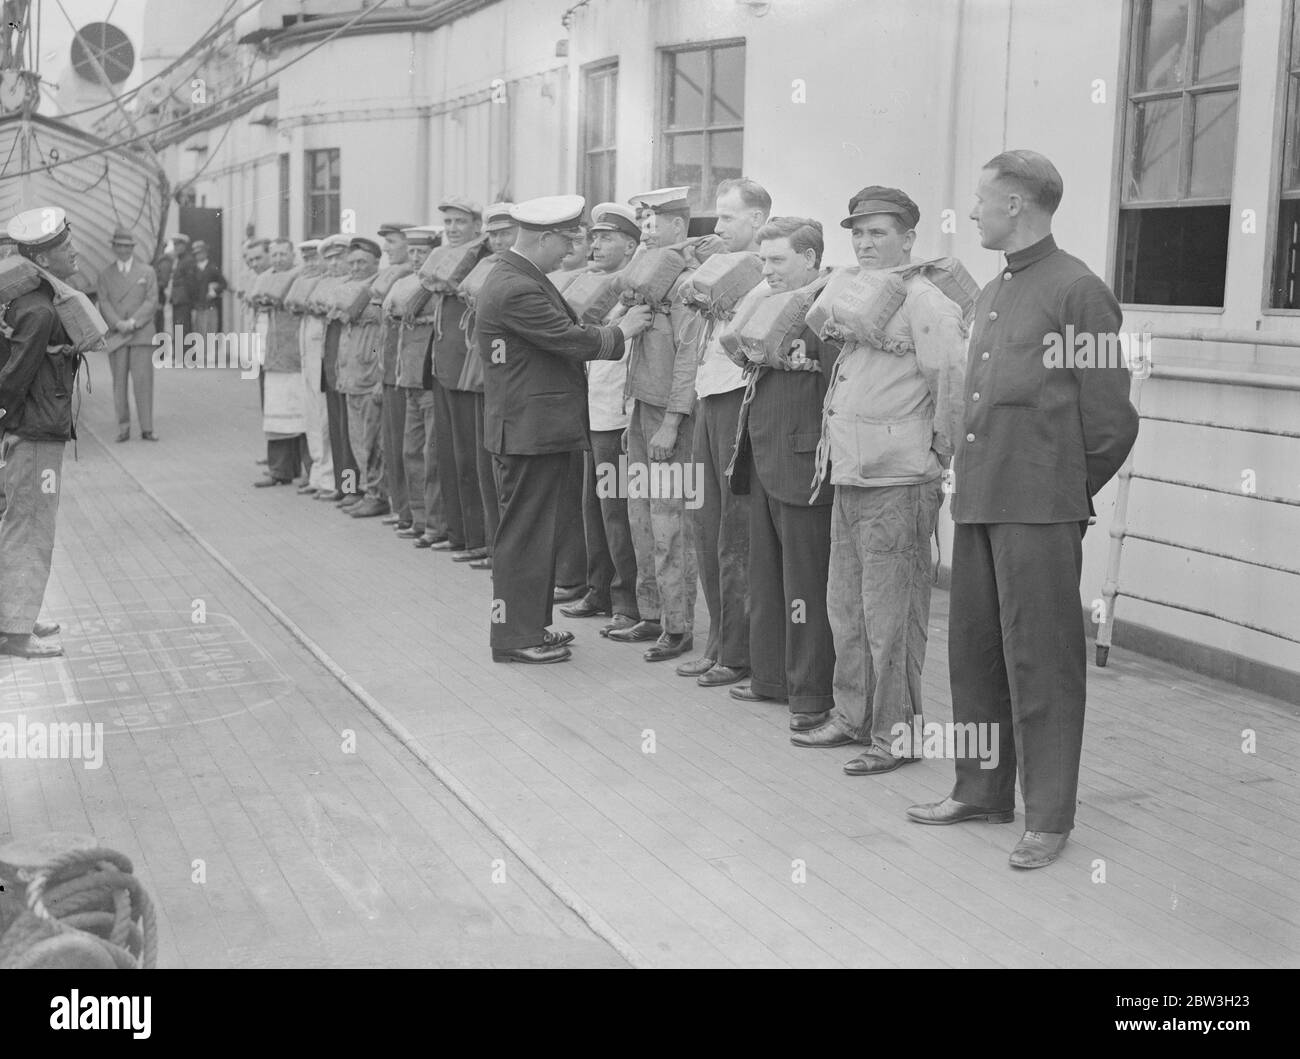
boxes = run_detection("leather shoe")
[543,629,575,648]
[32,620,61,637]
[559,598,608,618]
[843,749,919,775]
[790,722,855,747]
[698,664,748,688]
[141,431,158,441]
[729,685,787,704]
[429,539,457,551]
[336,493,362,506]
[381,514,403,525]
[492,643,572,664]
[553,584,585,603]
[315,490,343,501]
[675,655,717,677]
[905,797,1015,826]
[644,632,692,662]
[605,618,661,642]
[789,710,830,731]
[394,520,413,531]
[396,527,422,539]
[599,614,639,637]
[451,547,489,562]
[0,634,63,658]
[1009,830,1070,869]
[350,498,390,518]
[253,477,292,487]
[468,556,492,570]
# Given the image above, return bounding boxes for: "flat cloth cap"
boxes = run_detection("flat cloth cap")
[841,185,920,230]
[8,206,72,253]
[629,186,690,213]
[438,196,483,219]
[509,194,586,232]
[298,238,322,253]
[590,202,640,241]
[483,202,518,232]
[378,221,417,237]
[349,236,382,258]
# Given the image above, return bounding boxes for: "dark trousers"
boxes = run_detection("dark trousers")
[580,430,639,618]
[748,468,835,713]
[433,382,484,550]
[949,521,1088,833]
[490,451,569,650]
[382,383,409,521]
[692,389,750,667]
[325,386,359,495]
[473,391,500,554]
[555,450,587,587]
[266,436,302,482]
[402,387,445,536]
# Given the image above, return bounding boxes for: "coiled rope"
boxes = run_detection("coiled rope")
[0,845,157,969]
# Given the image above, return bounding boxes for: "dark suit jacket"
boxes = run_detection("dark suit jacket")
[194,259,228,306]
[734,324,838,506]
[169,254,201,308]
[431,242,492,390]
[475,250,625,456]
[952,235,1139,524]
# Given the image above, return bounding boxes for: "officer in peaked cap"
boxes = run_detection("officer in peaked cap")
[472,194,653,665]
[590,201,641,242]
[0,206,79,659]
[628,186,691,247]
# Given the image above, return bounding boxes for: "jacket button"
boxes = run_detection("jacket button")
[981,351,990,360]
[988,310,998,320]
[1003,272,1012,281]
[972,392,980,400]
[966,433,975,443]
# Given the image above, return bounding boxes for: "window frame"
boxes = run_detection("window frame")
[1112,0,1244,310]
[1263,0,1300,314]
[655,37,746,218]
[303,148,340,240]
[578,58,619,208]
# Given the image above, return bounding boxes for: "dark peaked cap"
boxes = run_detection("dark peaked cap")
[841,186,920,229]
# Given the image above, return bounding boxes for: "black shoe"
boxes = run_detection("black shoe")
[1009,830,1070,869]
[789,710,830,732]
[543,629,575,648]
[559,598,609,619]
[553,584,585,603]
[790,722,855,747]
[843,750,919,775]
[729,685,787,704]
[599,615,639,638]
[644,632,692,662]
[905,798,1015,826]
[697,664,748,687]
[605,619,662,643]
[140,431,158,441]
[492,644,572,664]
[315,490,344,502]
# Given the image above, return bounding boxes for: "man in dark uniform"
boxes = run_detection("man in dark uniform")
[907,150,1140,869]
[0,207,82,659]
[474,195,651,664]
[728,217,840,729]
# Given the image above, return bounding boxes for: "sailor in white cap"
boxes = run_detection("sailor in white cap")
[556,202,644,633]
[0,206,79,658]
[608,184,710,662]
[472,194,652,664]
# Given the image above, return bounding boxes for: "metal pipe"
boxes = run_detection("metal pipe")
[1144,326,1300,349]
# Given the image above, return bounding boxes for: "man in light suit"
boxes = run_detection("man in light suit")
[96,228,160,442]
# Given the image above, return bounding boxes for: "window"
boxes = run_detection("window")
[1272,1,1300,308]
[1115,0,1243,306]
[659,41,744,215]
[304,148,340,238]
[581,61,618,207]
[278,153,290,237]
